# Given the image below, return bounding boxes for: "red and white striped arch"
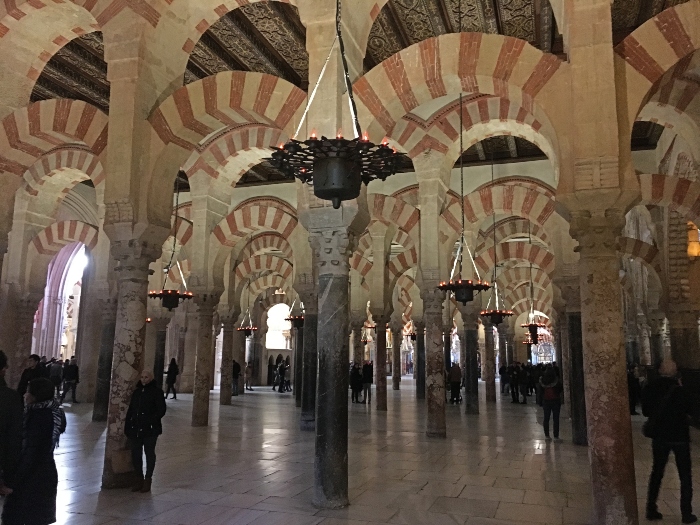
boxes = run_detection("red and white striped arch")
[212,197,297,248]
[234,254,293,283]
[637,101,700,161]
[149,72,305,152]
[505,284,552,308]
[618,236,662,278]
[353,33,566,141]
[367,193,420,245]
[257,289,293,311]
[172,216,193,247]
[350,253,372,278]
[21,145,104,198]
[499,266,552,297]
[30,220,98,256]
[247,273,291,299]
[615,2,700,123]
[474,242,555,277]
[396,273,418,313]
[388,246,419,280]
[0,99,107,179]
[476,217,549,253]
[441,184,556,238]
[638,172,700,223]
[182,123,286,188]
[239,233,293,262]
[512,299,552,320]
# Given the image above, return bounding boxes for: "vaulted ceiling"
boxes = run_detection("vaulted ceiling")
[30,0,680,187]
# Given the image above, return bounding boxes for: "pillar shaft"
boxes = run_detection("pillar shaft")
[497,325,507,372]
[311,229,351,509]
[415,321,426,400]
[294,323,304,407]
[220,318,235,405]
[483,319,496,403]
[464,323,479,414]
[374,317,388,410]
[234,329,245,396]
[102,242,158,489]
[11,298,40,387]
[192,294,217,427]
[300,290,318,431]
[422,287,445,438]
[572,212,638,523]
[92,298,117,422]
[391,324,401,390]
[668,310,700,369]
[649,315,664,368]
[567,312,587,445]
[350,321,363,366]
[153,320,168,389]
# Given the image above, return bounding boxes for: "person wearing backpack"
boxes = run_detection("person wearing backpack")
[125,370,166,493]
[642,359,697,523]
[2,377,66,525]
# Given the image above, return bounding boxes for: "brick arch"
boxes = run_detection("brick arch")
[29,220,99,256]
[499,266,552,296]
[181,123,287,188]
[618,236,663,281]
[476,218,549,253]
[504,284,552,308]
[240,233,293,262]
[615,2,700,124]
[474,242,555,277]
[353,33,566,141]
[247,273,291,299]
[350,253,372,278]
[0,99,108,180]
[512,298,552,320]
[396,273,417,313]
[441,184,557,238]
[638,172,700,223]
[388,246,418,280]
[368,193,420,242]
[637,101,700,161]
[355,224,415,261]
[235,254,293,285]
[149,72,305,152]
[212,197,297,248]
[256,288,293,312]
[172,216,193,246]
[22,146,105,198]
[0,8,99,118]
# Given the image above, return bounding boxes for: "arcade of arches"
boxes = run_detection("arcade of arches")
[3,0,700,522]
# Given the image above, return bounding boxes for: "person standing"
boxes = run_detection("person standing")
[642,359,697,523]
[449,362,462,404]
[361,361,372,404]
[125,370,166,493]
[232,360,241,396]
[350,363,363,403]
[277,362,286,394]
[628,364,641,415]
[0,351,23,495]
[244,362,254,391]
[2,377,66,525]
[48,359,63,399]
[60,358,80,404]
[540,366,563,441]
[164,358,179,400]
[518,363,530,404]
[509,364,519,403]
[17,355,43,397]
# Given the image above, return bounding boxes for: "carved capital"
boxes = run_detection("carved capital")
[294,272,318,314]
[570,209,625,260]
[110,239,161,282]
[420,287,445,318]
[309,229,352,277]
[193,292,220,315]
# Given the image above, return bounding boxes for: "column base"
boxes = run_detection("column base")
[300,419,315,431]
[312,496,349,510]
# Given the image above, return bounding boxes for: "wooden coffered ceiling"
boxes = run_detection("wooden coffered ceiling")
[30,0,683,188]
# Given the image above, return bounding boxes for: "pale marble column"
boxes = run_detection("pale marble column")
[350,318,363,366]
[102,242,159,489]
[93,298,117,422]
[391,321,402,390]
[422,287,445,438]
[482,318,496,403]
[310,229,352,509]
[571,211,638,523]
[373,316,388,409]
[219,316,235,405]
[191,293,218,427]
[414,321,426,400]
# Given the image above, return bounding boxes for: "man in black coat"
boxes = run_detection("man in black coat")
[362,361,373,404]
[642,359,697,523]
[0,351,22,491]
[17,355,43,397]
[60,358,80,404]
[232,360,241,396]
[125,370,166,493]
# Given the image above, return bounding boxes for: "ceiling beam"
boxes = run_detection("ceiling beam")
[475,142,487,161]
[506,136,519,158]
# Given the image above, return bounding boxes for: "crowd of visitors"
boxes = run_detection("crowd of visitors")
[17,354,81,405]
[348,361,373,404]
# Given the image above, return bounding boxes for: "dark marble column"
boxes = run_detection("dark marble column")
[571,211,638,523]
[567,311,587,445]
[465,322,479,414]
[102,241,160,489]
[422,287,445,438]
[391,322,402,390]
[92,298,117,422]
[649,314,664,367]
[219,316,235,405]
[497,325,507,372]
[506,329,515,366]
[299,284,317,431]
[192,293,218,427]
[294,321,304,408]
[310,229,351,509]
[482,318,496,403]
[153,318,168,389]
[415,321,426,400]
[234,328,245,396]
[443,330,451,370]
[176,326,186,392]
[373,316,388,410]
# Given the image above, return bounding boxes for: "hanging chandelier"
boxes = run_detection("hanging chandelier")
[437,92,490,304]
[285,298,304,328]
[237,290,258,338]
[148,183,193,311]
[268,0,402,209]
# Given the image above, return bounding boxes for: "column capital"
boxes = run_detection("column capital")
[309,229,353,277]
[570,209,625,259]
[456,302,480,325]
[420,286,445,317]
[648,311,665,334]
[110,239,161,282]
[555,276,581,312]
[193,292,220,314]
[100,297,118,322]
[413,319,425,332]
[294,273,318,315]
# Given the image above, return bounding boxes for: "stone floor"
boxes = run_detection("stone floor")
[16,378,700,524]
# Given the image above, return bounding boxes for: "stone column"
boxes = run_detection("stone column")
[568,311,587,445]
[10,296,41,387]
[102,241,159,489]
[638,319,651,367]
[422,287,446,438]
[298,281,317,431]
[497,325,507,373]
[294,320,304,407]
[191,293,218,427]
[219,316,235,405]
[373,316,388,410]
[310,228,352,509]
[443,329,451,370]
[571,211,638,522]
[414,321,426,400]
[153,318,168,388]
[482,318,496,403]
[649,312,664,367]
[506,328,515,366]
[391,321,402,390]
[176,326,187,391]
[93,298,117,422]
[668,310,700,369]
[459,305,480,414]
[350,318,363,366]
[234,328,245,396]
